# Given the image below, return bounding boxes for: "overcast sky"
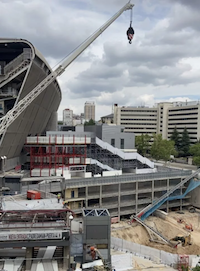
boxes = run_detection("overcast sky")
[1,0,200,120]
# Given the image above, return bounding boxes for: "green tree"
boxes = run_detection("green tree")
[180,127,190,156]
[190,143,200,166]
[170,126,180,151]
[150,134,177,161]
[135,134,151,156]
[84,119,95,126]
[192,265,200,271]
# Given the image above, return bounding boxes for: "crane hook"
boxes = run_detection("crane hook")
[126,8,134,44]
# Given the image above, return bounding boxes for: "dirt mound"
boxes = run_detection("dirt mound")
[111,211,200,255]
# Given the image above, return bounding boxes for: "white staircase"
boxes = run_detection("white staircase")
[95,137,154,168]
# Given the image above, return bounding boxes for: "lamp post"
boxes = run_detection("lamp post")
[69,212,73,231]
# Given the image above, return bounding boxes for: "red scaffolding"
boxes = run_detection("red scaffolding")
[26,135,87,177]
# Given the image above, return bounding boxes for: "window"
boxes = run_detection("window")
[71,190,75,198]
[121,138,124,149]
[111,138,115,147]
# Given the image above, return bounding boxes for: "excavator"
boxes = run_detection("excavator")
[170,234,192,247]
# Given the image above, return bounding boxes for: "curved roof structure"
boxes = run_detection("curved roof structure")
[0,38,61,168]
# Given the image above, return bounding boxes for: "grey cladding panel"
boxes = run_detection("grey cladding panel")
[86,225,108,239]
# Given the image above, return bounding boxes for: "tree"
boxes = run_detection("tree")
[135,134,151,156]
[84,119,95,126]
[192,265,200,271]
[170,126,180,151]
[190,143,200,166]
[180,127,190,157]
[150,134,177,161]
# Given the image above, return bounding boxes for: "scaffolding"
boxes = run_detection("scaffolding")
[25,135,88,177]
[87,142,149,171]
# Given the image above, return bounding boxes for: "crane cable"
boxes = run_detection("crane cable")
[130,7,133,27]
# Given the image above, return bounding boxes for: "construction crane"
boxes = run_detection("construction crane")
[0,1,134,136]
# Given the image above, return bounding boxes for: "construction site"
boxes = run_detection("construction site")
[112,209,200,255]
[1,1,200,271]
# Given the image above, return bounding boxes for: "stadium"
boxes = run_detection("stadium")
[0,38,61,171]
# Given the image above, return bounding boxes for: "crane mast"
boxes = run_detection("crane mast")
[0,1,134,136]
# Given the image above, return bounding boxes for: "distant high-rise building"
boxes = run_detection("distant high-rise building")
[63,108,73,125]
[84,101,95,121]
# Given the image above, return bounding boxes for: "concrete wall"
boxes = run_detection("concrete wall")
[101,125,135,149]
[85,124,135,149]
[65,188,78,199]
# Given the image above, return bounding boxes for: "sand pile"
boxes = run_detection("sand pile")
[111,211,200,255]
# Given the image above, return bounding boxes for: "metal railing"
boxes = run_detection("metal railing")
[21,169,192,192]
[4,50,31,74]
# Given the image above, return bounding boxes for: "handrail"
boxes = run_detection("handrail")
[95,137,154,168]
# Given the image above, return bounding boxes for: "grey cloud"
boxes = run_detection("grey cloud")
[169,0,200,9]
[0,0,104,60]
[67,10,200,97]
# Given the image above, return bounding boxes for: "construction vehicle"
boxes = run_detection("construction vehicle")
[170,234,192,247]
[0,1,134,136]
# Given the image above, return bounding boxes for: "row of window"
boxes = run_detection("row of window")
[121,109,157,112]
[168,127,197,130]
[121,123,157,126]
[168,112,198,117]
[169,107,198,112]
[121,118,157,121]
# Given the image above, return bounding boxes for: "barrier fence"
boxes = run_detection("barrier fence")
[111,237,179,267]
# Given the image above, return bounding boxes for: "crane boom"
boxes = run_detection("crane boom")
[0,1,134,136]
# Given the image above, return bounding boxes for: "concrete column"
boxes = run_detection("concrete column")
[180,180,183,211]
[118,183,121,219]
[167,178,170,212]
[85,186,88,208]
[151,180,154,202]
[135,181,138,213]
[63,246,70,270]
[25,247,33,271]
[99,185,102,207]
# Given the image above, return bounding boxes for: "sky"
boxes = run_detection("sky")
[1,0,200,120]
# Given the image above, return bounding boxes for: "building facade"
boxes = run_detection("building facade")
[101,113,114,124]
[21,169,193,218]
[84,124,135,150]
[84,101,95,121]
[0,38,61,171]
[63,108,73,126]
[113,101,200,143]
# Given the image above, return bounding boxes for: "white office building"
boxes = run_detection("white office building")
[113,101,200,143]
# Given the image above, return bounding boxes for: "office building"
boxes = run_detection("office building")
[113,101,200,143]
[84,101,95,121]
[63,108,73,126]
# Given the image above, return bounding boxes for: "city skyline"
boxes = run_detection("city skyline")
[1,0,200,120]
